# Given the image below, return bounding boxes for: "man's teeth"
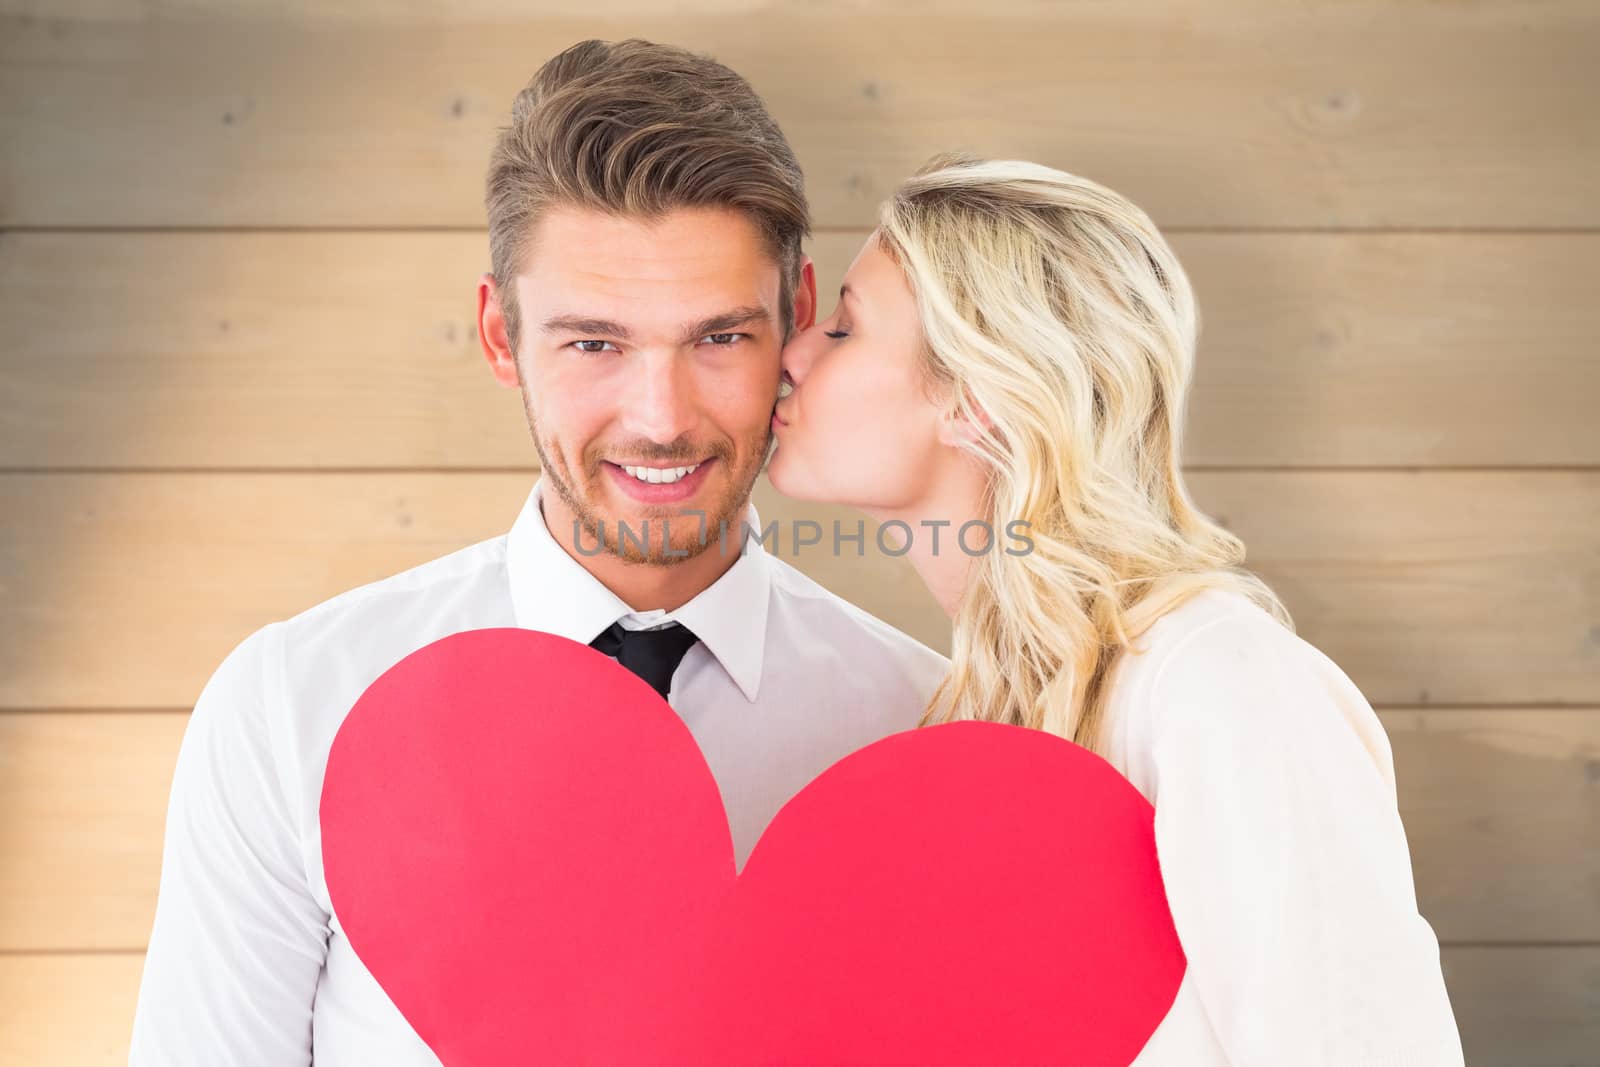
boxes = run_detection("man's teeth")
[620,462,701,485]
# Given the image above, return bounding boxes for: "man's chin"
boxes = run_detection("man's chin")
[581,497,745,563]
[617,537,725,567]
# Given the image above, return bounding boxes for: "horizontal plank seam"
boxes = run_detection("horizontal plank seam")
[3,466,1598,476]
[4,941,1600,957]
[5,705,1600,715]
[1439,941,1600,949]
[0,947,146,957]
[1375,704,1600,712]
[5,225,1600,237]
[0,707,194,715]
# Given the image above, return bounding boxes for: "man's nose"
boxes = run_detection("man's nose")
[619,350,699,444]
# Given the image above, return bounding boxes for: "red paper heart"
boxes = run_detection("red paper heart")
[321,628,1185,1065]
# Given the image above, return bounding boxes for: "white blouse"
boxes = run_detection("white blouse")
[1106,589,1465,1066]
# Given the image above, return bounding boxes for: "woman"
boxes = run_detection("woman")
[768,154,1465,1065]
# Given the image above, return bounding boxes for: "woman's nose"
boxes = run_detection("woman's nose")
[780,326,817,386]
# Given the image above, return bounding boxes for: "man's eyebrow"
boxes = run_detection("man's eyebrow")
[539,305,772,344]
[541,315,632,339]
[680,305,772,343]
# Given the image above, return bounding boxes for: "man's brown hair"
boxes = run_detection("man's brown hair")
[486,38,812,350]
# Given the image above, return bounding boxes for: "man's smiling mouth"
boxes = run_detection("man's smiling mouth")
[614,462,702,485]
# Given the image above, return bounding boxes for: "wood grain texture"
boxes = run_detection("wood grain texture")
[0,953,145,1067]
[1384,709,1600,944]
[4,231,1596,469]
[0,713,183,951]
[4,470,1593,709]
[1,4,1594,1058]
[2,707,1592,951]
[2,5,1594,228]
[0,473,947,707]
[1187,469,1600,707]
[1443,946,1600,1067]
[0,946,1593,1064]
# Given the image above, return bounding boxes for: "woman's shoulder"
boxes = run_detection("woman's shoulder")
[1118,587,1339,711]
[1103,587,1384,774]
[1123,587,1296,678]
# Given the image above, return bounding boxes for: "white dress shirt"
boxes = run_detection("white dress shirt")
[129,478,949,1066]
[1116,589,1466,1066]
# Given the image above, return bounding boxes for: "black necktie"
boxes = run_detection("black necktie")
[588,621,701,700]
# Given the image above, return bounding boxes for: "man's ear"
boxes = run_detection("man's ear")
[477,272,521,389]
[793,256,818,333]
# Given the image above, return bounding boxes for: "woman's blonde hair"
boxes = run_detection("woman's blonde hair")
[877,154,1291,755]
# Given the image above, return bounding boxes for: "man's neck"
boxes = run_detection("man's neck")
[540,489,749,614]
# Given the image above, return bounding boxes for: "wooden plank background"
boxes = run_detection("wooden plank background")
[1,3,1595,1064]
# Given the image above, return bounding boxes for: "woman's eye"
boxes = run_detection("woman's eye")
[823,330,850,340]
[572,340,617,354]
[701,332,748,346]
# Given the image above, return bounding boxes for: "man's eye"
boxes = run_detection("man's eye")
[572,340,617,354]
[701,332,749,346]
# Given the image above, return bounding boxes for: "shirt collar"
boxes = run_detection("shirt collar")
[505,476,771,702]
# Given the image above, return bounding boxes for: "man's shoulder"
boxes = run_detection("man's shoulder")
[219,534,516,780]
[262,534,517,721]
[280,534,511,641]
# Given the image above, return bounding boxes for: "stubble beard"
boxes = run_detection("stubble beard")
[529,418,772,567]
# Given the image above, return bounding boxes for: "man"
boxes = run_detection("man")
[129,38,947,1065]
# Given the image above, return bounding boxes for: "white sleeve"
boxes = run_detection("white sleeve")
[130,623,329,1066]
[1144,614,1464,1067]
